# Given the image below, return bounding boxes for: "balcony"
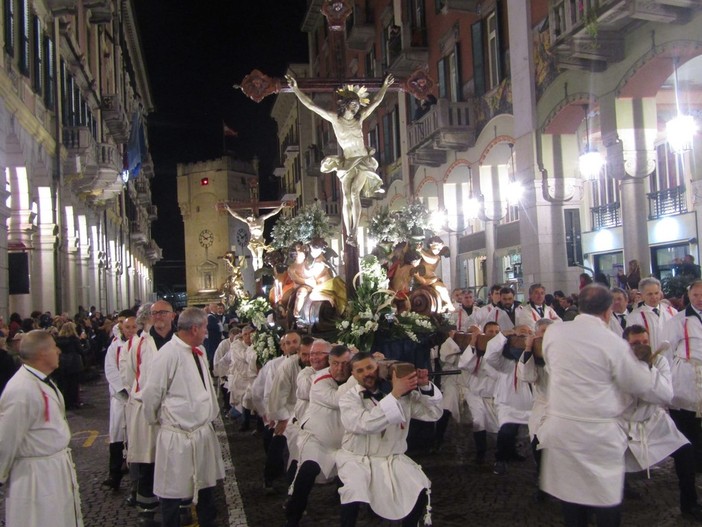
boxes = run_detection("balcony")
[130,221,148,246]
[321,200,341,224]
[386,27,429,78]
[438,0,479,13]
[591,202,621,230]
[284,144,300,159]
[648,186,687,220]
[101,94,129,142]
[346,7,375,51]
[407,98,476,167]
[305,145,324,177]
[145,239,163,263]
[46,0,77,15]
[135,179,152,206]
[548,0,698,70]
[147,204,158,221]
[63,126,98,176]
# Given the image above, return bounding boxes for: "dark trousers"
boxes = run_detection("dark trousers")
[285,460,321,525]
[532,435,542,476]
[474,430,487,459]
[434,409,451,446]
[340,489,428,527]
[495,423,520,461]
[135,462,158,511]
[671,443,699,512]
[561,501,621,527]
[107,441,124,483]
[264,434,288,485]
[161,486,216,527]
[670,409,702,468]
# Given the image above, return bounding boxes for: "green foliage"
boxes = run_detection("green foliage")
[270,203,335,250]
[367,201,434,244]
[662,274,694,299]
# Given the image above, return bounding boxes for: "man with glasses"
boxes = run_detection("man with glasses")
[123,300,175,526]
[143,307,225,527]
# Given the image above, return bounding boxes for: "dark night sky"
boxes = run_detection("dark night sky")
[133,1,309,290]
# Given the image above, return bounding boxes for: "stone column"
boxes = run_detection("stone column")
[0,180,10,317]
[33,222,58,314]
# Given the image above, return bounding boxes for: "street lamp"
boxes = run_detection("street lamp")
[666,58,697,154]
[578,105,604,180]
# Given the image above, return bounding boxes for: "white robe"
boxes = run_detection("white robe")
[337,383,442,520]
[295,366,316,423]
[662,307,702,412]
[142,335,225,500]
[212,337,233,381]
[476,304,514,331]
[517,354,548,440]
[123,333,161,463]
[232,344,258,410]
[457,344,499,433]
[0,366,83,527]
[627,303,677,353]
[515,304,561,331]
[484,333,532,426]
[105,336,130,443]
[437,337,471,422]
[539,314,658,506]
[618,355,687,471]
[297,369,356,480]
[268,355,303,466]
[452,306,482,332]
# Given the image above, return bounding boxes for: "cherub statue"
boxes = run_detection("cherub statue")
[219,251,248,305]
[415,237,455,313]
[224,201,290,270]
[286,73,394,246]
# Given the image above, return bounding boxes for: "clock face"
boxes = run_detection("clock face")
[198,229,214,248]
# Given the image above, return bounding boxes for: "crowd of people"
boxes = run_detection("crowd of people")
[3,272,702,526]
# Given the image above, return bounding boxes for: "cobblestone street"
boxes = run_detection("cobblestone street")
[3,376,702,526]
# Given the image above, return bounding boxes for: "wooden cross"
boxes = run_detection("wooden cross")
[234,0,434,299]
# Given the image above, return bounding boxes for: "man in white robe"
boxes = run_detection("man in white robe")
[662,279,702,474]
[336,351,443,526]
[476,285,513,330]
[122,300,174,523]
[608,287,629,337]
[539,284,657,526]
[515,283,561,331]
[626,277,677,352]
[0,330,83,527]
[621,324,702,521]
[456,323,501,465]
[229,326,256,429]
[268,332,310,482]
[103,310,137,491]
[213,326,239,415]
[285,342,353,526]
[142,307,225,527]
[485,323,534,475]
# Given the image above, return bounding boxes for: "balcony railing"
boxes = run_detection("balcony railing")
[408,98,475,157]
[550,0,610,42]
[648,186,687,220]
[591,202,621,230]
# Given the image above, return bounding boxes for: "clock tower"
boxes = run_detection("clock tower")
[177,156,259,305]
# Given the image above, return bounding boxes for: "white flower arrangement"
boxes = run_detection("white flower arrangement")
[252,328,279,367]
[336,255,435,351]
[236,297,272,330]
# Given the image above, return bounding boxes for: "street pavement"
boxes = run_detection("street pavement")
[2,375,701,526]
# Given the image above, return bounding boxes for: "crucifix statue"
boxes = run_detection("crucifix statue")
[286,74,393,246]
[223,202,290,271]
[233,0,434,295]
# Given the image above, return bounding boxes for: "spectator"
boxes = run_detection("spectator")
[627,259,642,291]
[55,321,86,410]
[0,331,19,395]
[8,312,21,339]
[579,273,593,290]
[594,272,611,288]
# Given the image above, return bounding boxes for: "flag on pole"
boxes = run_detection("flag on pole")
[223,122,238,137]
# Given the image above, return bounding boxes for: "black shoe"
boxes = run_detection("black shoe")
[493,461,507,475]
[136,512,158,527]
[682,505,702,522]
[101,477,120,491]
[125,495,137,507]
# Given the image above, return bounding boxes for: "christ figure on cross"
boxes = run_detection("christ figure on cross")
[224,202,289,270]
[286,73,394,246]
